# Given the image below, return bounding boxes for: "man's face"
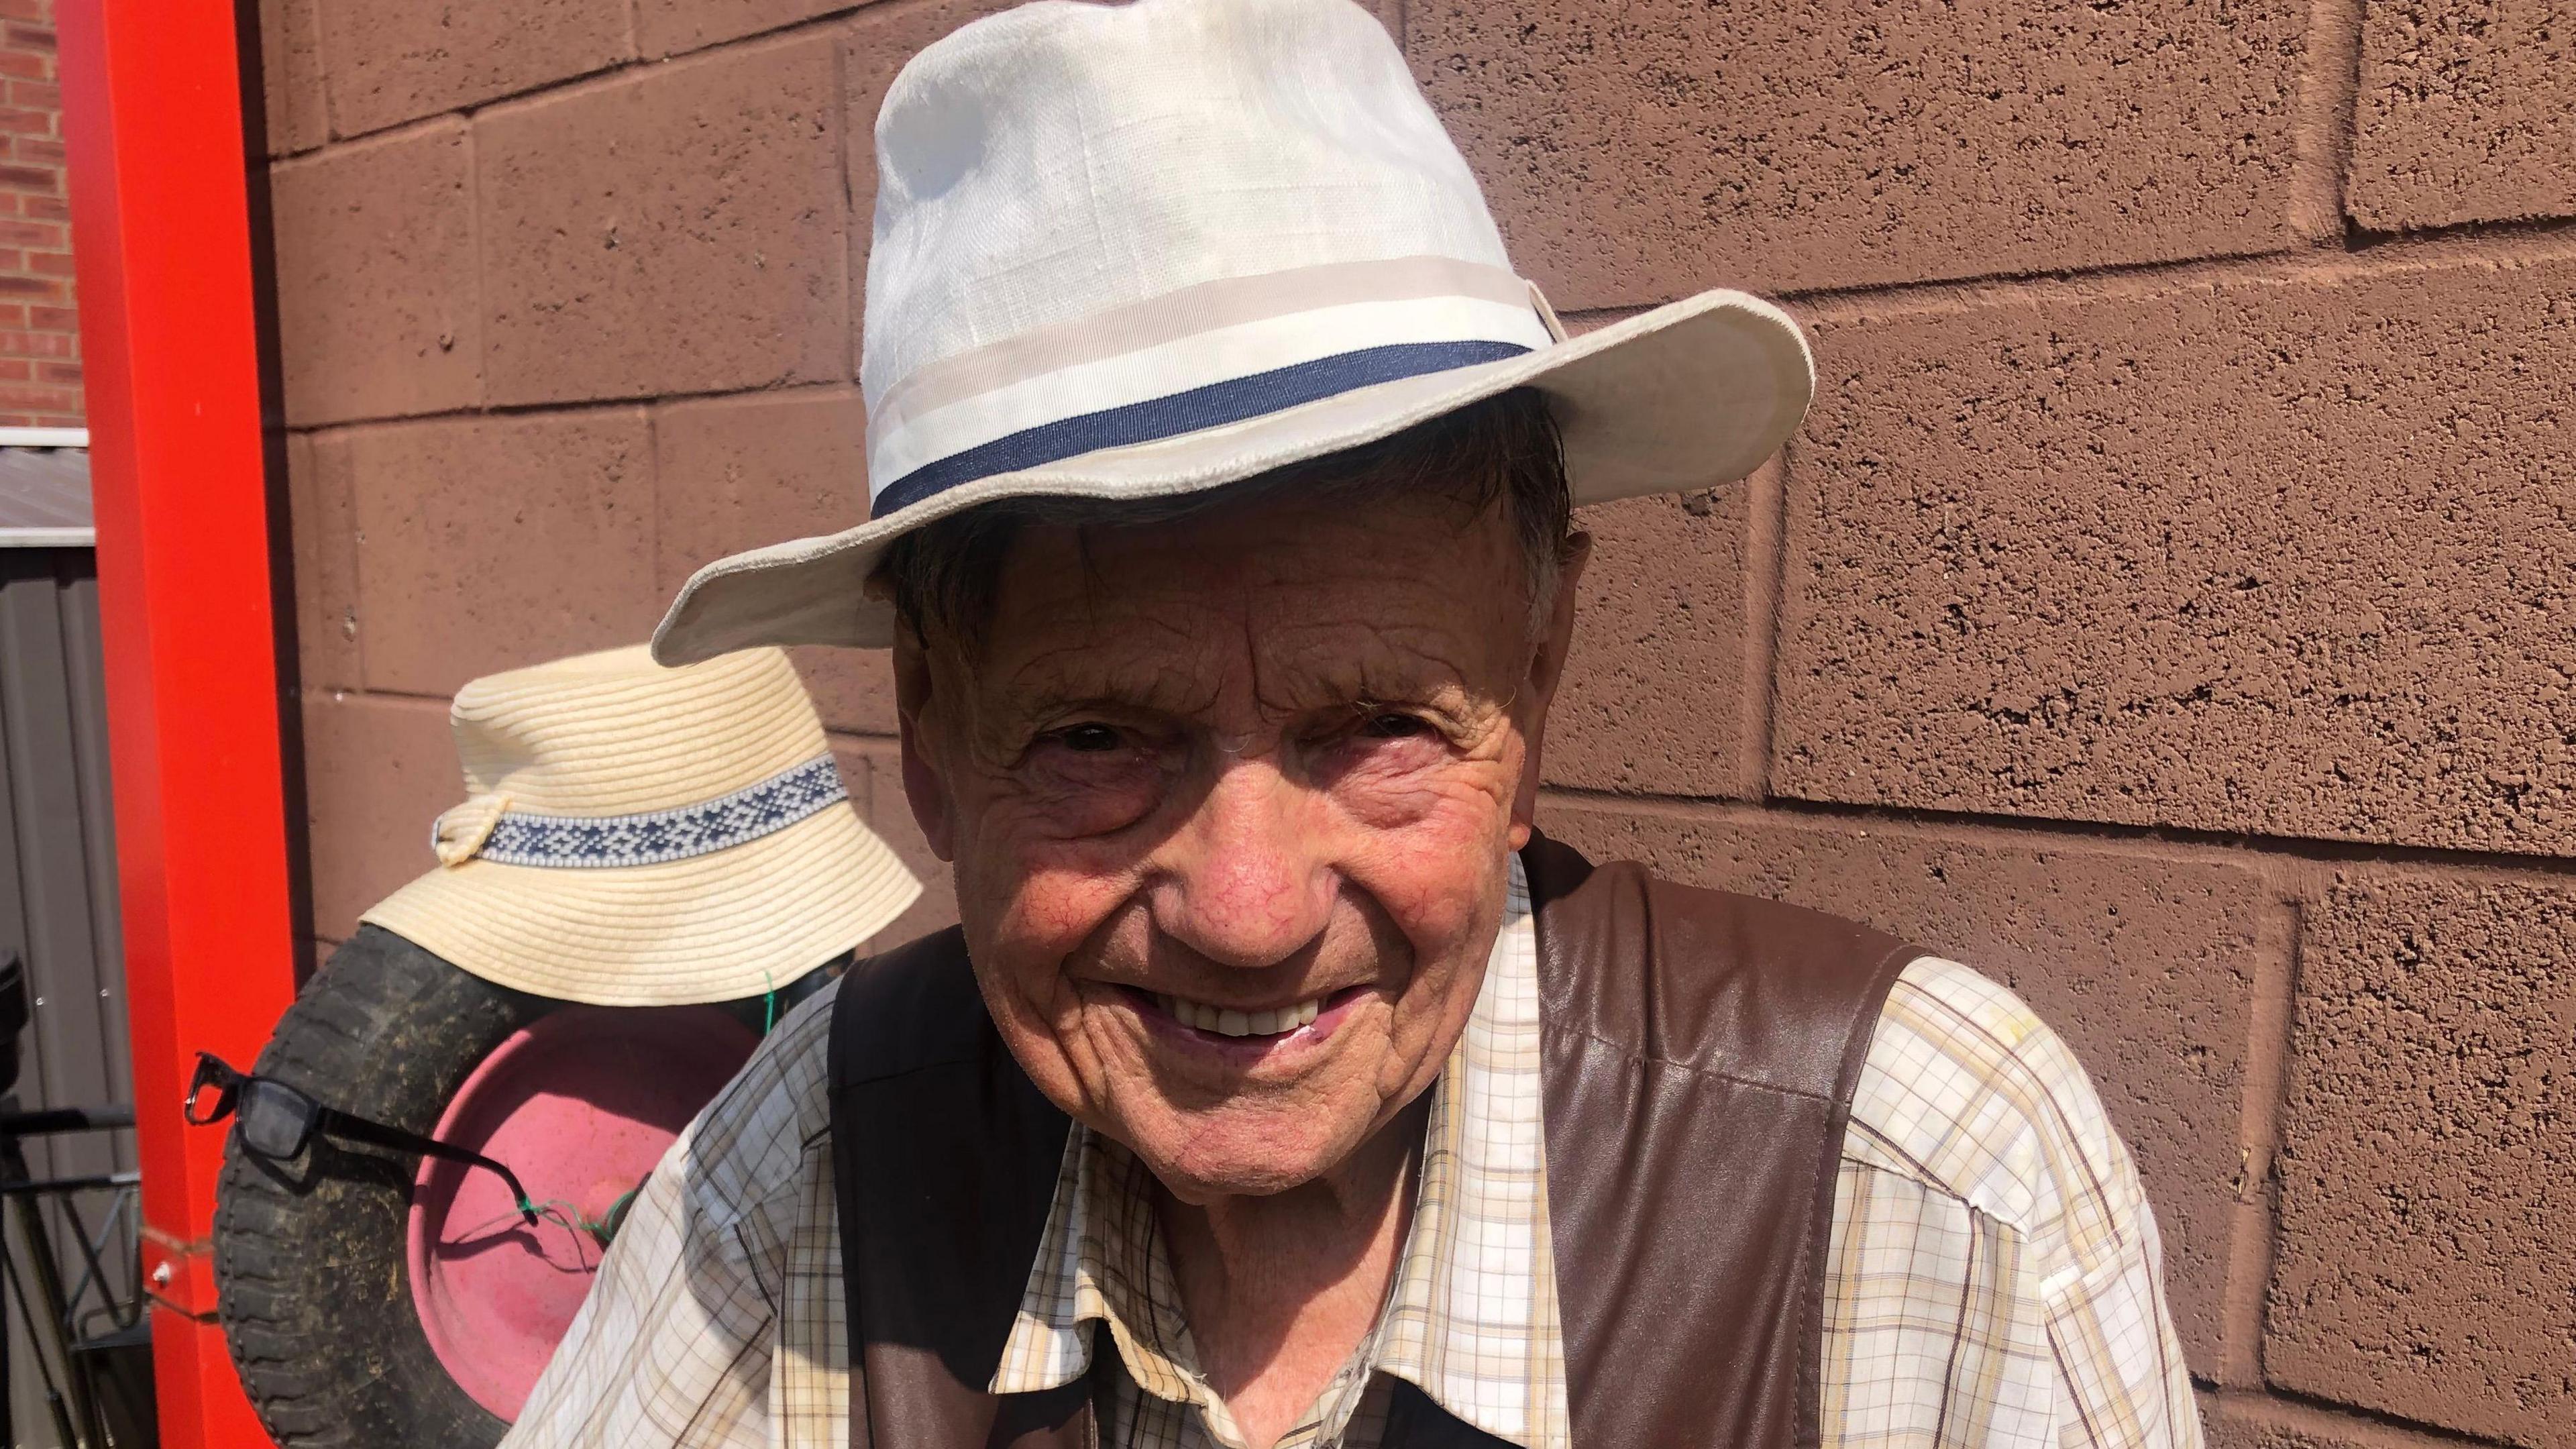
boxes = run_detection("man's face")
[893,480,1585,1203]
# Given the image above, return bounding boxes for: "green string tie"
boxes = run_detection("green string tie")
[454,973,783,1252]
[510,1192,640,1248]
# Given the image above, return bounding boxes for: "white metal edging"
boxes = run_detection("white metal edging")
[0,527,95,547]
[0,427,89,448]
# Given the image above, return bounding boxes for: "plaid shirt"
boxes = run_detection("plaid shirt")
[506,859,2200,1449]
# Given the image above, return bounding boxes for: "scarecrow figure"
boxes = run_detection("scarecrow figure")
[211,645,918,1448]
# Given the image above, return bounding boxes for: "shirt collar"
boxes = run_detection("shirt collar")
[988,855,1569,1448]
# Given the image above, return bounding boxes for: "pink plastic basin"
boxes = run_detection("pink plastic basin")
[407,1005,759,1420]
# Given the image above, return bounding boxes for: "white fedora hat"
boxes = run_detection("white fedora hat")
[652,0,1812,663]
[361,645,920,1006]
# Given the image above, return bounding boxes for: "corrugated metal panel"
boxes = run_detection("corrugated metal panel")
[0,546,140,1447]
[0,451,92,547]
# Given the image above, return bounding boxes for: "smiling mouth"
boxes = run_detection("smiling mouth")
[1116,983,1374,1044]
[1150,993,1323,1037]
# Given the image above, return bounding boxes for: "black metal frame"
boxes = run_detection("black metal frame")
[0,1098,148,1449]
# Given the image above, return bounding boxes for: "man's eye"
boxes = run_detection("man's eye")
[1057,723,1125,753]
[1356,712,1431,740]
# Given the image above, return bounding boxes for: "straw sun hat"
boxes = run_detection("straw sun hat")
[650,0,1814,663]
[361,645,921,1006]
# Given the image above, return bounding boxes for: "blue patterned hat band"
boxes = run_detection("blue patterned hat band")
[431,755,848,870]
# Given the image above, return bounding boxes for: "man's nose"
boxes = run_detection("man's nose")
[1148,758,1334,971]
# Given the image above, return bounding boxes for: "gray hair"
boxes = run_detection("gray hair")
[877,388,1575,650]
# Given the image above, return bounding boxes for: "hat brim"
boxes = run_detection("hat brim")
[358,804,922,1006]
[653,286,1811,661]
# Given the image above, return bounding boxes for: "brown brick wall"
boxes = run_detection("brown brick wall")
[0,0,76,427]
[254,0,2574,1443]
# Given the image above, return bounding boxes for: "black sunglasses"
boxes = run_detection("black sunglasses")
[186,1053,537,1225]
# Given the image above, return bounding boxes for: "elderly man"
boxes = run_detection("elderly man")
[508,1,2199,1447]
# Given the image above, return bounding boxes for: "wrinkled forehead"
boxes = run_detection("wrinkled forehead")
[953,488,1532,716]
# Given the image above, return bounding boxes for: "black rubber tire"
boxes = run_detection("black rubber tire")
[213,927,553,1449]
[213,926,838,1448]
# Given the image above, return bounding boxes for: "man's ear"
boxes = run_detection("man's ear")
[1527,532,1590,713]
[892,634,958,863]
[1508,532,1591,847]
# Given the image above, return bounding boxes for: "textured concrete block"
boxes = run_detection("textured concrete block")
[256,0,327,155]
[270,121,479,426]
[790,648,898,739]
[2346,0,2576,232]
[1407,0,2306,309]
[2200,1397,2425,1449]
[301,690,457,941]
[1545,484,1754,797]
[651,386,866,585]
[844,0,1020,315]
[1539,800,2272,1374]
[651,386,892,732]
[1774,251,2576,854]
[478,34,847,405]
[317,0,631,137]
[831,733,955,951]
[636,0,867,60]
[346,410,661,696]
[2268,870,2576,1445]
[286,431,363,690]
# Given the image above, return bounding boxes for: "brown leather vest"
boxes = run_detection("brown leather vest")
[830,835,1915,1448]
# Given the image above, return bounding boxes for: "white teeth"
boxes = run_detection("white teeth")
[1154,993,1328,1037]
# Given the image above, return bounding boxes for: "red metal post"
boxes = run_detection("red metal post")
[57,1,299,1446]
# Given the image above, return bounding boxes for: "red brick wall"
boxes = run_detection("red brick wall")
[0,0,77,427]
[254,2,2574,1446]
